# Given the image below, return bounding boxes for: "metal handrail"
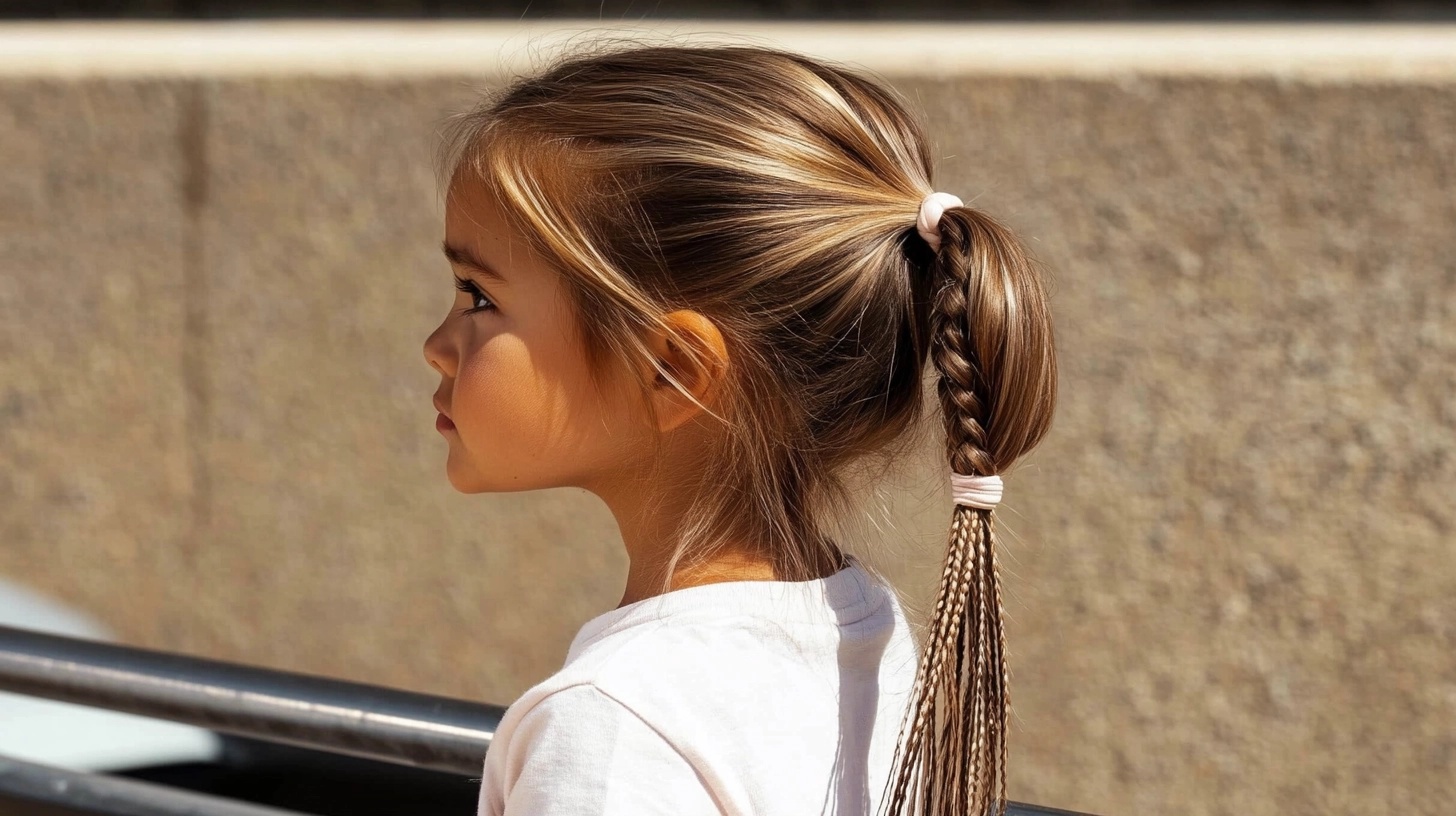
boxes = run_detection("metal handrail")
[0,624,1094,816]
[0,624,502,775]
[0,753,310,816]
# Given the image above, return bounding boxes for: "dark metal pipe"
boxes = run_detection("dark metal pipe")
[0,625,502,776]
[0,753,309,816]
[1007,802,1103,816]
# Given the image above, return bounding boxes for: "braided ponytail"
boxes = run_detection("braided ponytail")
[883,204,1058,816]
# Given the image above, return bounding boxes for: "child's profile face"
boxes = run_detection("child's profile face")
[423,172,651,495]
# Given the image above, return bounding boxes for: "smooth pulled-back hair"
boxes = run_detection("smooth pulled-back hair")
[443,41,1058,816]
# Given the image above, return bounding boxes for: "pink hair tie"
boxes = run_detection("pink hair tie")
[916,191,964,253]
[950,472,1003,510]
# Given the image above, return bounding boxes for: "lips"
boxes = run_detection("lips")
[433,395,455,433]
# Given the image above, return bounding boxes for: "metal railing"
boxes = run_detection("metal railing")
[0,624,502,773]
[0,624,1092,816]
[0,753,308,816]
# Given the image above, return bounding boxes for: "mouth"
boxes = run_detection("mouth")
[433,396,456,433]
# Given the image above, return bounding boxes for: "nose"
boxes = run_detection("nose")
[423,318,456,378]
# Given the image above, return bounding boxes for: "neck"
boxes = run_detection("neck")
[589,468,777,608]
[586,447,852,607]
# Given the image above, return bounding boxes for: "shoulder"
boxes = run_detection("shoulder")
[489,613,827,766]
[590,612,838,701]
[503,682,663,752]
[503,616,787,728]
[481,683,719,816]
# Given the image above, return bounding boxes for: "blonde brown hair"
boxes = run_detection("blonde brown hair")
[443,41,1057,816]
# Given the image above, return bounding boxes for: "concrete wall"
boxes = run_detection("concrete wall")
[2,23,1453,816]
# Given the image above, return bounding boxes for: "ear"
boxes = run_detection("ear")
[643,309,730,433]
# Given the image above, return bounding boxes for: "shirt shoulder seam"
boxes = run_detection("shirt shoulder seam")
[515,681,686,762]
[515,681,712,801]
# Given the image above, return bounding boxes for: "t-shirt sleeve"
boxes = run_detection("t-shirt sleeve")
[494,684,721,816]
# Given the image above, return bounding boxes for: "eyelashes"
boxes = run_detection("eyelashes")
[454,275,497,314]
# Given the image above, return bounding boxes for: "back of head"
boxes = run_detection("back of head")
[444,41,1058,816]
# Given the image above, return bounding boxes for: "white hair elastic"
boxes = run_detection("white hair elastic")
[916,191,965,253]
[950,472,1003,510]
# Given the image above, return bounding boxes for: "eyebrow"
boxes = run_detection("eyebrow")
[442,241,507,283]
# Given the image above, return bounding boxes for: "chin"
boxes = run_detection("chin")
[444,468,482,494]
[444,461,499,494]
[441,450,485,493]
[444,459,569,494]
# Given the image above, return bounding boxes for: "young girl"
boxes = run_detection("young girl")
[423,42,1057,816]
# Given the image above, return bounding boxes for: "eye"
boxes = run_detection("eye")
[454,275,497,314]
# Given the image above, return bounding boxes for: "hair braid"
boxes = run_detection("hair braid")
[882,204,1057,816]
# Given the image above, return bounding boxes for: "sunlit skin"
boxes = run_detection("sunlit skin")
[424,172,806,607]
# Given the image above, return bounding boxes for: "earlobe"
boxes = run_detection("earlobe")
[647,309,729,432]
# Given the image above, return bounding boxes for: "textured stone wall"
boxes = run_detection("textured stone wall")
[1,48,1453,816]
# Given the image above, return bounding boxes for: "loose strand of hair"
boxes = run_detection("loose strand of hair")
[989,513,1010,816]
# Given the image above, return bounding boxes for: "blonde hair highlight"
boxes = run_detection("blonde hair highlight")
[442,40,1058,816]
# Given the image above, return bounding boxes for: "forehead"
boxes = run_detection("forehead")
[442,170,551,282]
[442,169,576,318]
[444,171,511,240]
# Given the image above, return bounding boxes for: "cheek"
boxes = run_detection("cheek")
[455,337,562,449]
[450,331,625,483]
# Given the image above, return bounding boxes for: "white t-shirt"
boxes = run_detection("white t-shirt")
[476,555,920,816]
